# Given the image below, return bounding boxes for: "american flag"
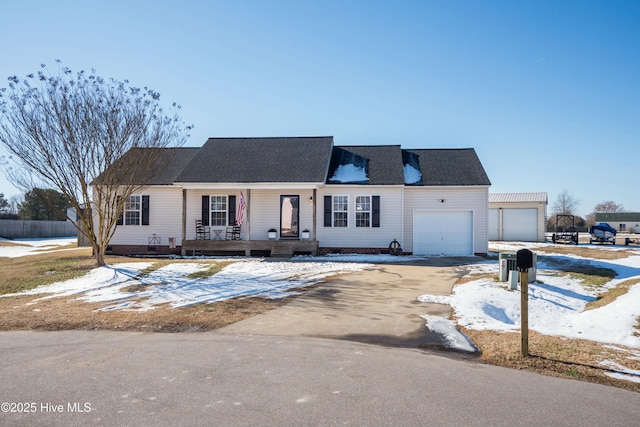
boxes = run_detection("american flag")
[236,192,246,226]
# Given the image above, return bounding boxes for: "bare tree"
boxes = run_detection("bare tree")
[8,194,22,216]
[593,201,624,213]
[585,200,624,227]
[551,190,580,216]
[0,62,191,266]
[0,193,9,214]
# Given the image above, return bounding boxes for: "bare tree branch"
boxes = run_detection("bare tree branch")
[0,62,192,266]
[593,201,624,213]
[551,190,580,216]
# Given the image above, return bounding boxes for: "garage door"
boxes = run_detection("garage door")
[503,209,537,241]
[413,211,473,256]
[488,209,500,240]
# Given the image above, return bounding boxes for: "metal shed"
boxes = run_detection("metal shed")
[489,192,548,242]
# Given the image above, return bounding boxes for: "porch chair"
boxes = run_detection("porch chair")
[195,219,211,240]
[226,224,241,240]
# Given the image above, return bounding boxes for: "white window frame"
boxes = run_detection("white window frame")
[210,195,228,226]
[124,195,141,226]
[355,195,371,228]
[333,195,348,227]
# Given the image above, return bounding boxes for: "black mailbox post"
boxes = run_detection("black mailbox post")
[516,248,533,357]
[516,249,533,271]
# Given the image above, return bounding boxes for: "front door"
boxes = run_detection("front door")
[280,195,299,238]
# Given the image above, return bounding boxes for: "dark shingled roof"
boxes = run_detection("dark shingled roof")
[328,145,405,185]
[93,147,199,185]
[146,148,200,184]
[101,139,492,188]
[403,148,491,186]
[176,137,334,183]
[595,212,640,222]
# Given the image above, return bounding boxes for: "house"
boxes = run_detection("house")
[489,192,548,242]
[594,213,640,233]
[102,137,491,257]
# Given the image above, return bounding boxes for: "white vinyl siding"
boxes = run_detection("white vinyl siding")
[110,187,183,246]
[227,189,315,240]
[403,186,489,255]
[186,190,242,240]
[316,187,402,248]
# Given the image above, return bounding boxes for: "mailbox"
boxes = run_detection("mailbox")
[516,249,533,271]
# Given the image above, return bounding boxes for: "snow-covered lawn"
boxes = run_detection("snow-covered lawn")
[2,237,640,383]
[0,237,76,257]
[418,241,640,384]
[16,259,378,312]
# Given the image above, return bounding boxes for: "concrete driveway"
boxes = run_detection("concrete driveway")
[219,259,469,350]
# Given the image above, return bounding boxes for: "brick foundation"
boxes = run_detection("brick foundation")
[106,245,182,257]
[318,247,397,255]
[107,245,409,257]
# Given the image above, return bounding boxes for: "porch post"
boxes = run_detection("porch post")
[312,188,317,240]
[181,189,187,256]
[245,189,251,255]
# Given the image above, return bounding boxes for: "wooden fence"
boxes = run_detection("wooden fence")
[0,219,78,239]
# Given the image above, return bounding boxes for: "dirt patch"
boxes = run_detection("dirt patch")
[535,245,635,260]
[586,278,640,311]
[0,240,30,247]
[0,293,293,332]
[462,328,640,393]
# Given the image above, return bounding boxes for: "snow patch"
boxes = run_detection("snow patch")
[329,164,368,183]
[421,315,477,352]
[403,164,422,184]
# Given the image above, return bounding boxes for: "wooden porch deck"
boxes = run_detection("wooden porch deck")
[181,239,319,257]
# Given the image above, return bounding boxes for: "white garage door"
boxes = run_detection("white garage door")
[413,211,473,256]
[503,209,537,241]
[488,209,500,240]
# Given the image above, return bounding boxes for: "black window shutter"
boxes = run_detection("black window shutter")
[116,195,123,225]
[372,196,380,228]
[324,196,332,227]
[201,196,210,226]
[228,195,236,226]
[142,195,150,225]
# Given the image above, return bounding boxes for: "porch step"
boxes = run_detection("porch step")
[270,242,294,258]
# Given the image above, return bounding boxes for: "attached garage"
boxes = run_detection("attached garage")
[413,211,473,256]
[489,193,548,242]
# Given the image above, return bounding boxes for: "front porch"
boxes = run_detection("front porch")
[181,239,319,257]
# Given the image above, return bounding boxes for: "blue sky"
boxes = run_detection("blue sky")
[1,0,638,217]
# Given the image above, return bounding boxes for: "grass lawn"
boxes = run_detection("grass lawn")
[0,248,289,332]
